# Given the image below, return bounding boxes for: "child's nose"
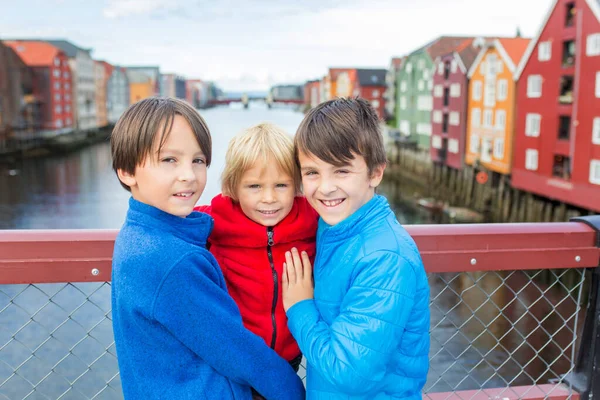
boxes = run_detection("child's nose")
[317,179,337,195]
[262,188,276,202]
[178,165,196,182]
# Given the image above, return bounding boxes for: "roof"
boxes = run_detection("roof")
[356,69,387,86]
[391,57,405,69]
[424,36,473,59]
[126,70,152,84]
[3,40,63,67]
[43,39,91,57]
[497,38,531,66]
[457,43,482,71]
[329,67,354,80]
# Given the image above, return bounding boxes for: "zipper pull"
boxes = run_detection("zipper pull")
[267,227,274,246]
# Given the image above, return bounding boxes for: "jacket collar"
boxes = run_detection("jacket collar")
[208,194,317,248]
[126,197,213,246]
[317,194,391,244]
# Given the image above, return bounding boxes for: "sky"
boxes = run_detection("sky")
[0,0,554,91]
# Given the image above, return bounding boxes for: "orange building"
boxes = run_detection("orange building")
[94,60,111,128]
[465,38,531,175]
[126,70,154,104]
[328,68,356,98]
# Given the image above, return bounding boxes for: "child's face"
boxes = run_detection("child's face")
[118,115,207,217]
[298,151,384,226]
[236,161,295,227]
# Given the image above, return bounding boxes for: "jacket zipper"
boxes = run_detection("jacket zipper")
[267,227,278,349]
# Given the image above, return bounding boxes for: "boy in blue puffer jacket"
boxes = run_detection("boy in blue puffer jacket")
[282,97,430,399]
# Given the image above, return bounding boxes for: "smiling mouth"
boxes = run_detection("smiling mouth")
[258,209,280,215]
[320,199,345,207]
[173,192,194,198]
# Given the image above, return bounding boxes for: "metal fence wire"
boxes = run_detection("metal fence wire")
[0,268,587,399]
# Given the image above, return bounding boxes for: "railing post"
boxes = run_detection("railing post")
[563,215,600,399]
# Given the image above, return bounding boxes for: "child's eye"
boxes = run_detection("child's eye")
[193,158,206,164]
[276,183,288,188]
[248,184,260,189]
[336,169,349,174]
[161,157,176,163]
[303,171,317,176]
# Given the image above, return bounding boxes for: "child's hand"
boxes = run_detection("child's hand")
[282,248,313,312]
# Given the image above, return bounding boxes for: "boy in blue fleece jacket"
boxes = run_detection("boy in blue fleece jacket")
[110,97,305,400]
[282,98,430,399]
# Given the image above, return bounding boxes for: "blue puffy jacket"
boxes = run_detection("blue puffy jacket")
[287,194,430,399]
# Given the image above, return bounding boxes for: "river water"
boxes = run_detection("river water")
[0,104,582,399]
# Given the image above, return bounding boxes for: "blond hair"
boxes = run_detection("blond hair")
[222,122,300,201]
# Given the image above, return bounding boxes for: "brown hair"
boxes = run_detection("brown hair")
[294,97,387,175]
[221,122,300,201]
[111,97,212,191]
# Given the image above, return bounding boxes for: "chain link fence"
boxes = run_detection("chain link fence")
[0,267,587,399]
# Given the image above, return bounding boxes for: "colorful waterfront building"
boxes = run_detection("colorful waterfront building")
[352,69,387,119]
[4,40,74,133]
[126,69,154,104]
[106,66,129,125]
[126,66,161,96]
[43,40,97,131]
[384,57,405,122]
[329,68,356,98]
[321,75,331,102]
[430,39,486,169]
[464,37,531,176]
[0,41,37,134]
[511,0,600,212]
[396,36,472,150]
[94,60,108,128]
[304,80,321,109]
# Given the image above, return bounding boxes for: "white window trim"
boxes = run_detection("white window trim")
[472,81,482,101]
[493,138,505,159]
[434,85,443,98]
[589,160,600,185]
[470,135,480,154]
[526,149,539,171]
[450,83,461,98]
[525,113,541,137]
[433,110,443,124]
[449,138,459,154]
[538,41,552,62]
[483,109,494,128]
[596,72,600,98]
[432,135,442,149]
[586,33,600,57]
[497,80,508,101]
[593,117,600,145]
[449,111,460,126]
[527,75,542,98]
[471,108,481,128]
[495,109,506,131]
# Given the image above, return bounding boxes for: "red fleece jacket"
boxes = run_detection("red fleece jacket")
[195,194,318,361]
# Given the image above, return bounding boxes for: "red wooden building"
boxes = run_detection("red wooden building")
[430,38,484,169]
[304,79,321,109]
[5,41,74,132]
[352,69,387,119]
[513,0,600,212]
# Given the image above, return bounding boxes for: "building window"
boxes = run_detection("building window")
[471,108,481,128]
[442,114,449,133]
[443,88,450,107]
[450,83,461,98]
[400,120,410,135]
[55,105,62,114]
[526,149,539,170]
[54,82,60,90]
[559,76,574,104]
[494,138,505,159]
[400,97,407,110]
[558,115,571,140]
[486,54,498,76]
[481,137,493,162]
[417,96,432,110]
[565,2,576,27]
[444,62,451,80]
[448,138,459,154]
[472,81,482,101]
[55,94,60,101]
[422,69,430,80]
[587,34,600,56]
[371,100,380,109]
[596,72,600,97]
[593,117,600,145]
[552,155,571,180]
[495,110,506,130]
[563,40,576,67]
[438,62,444,75]
[406,63,413,73]
[434,85,443,98]
[527,75,542,98]
[433,110,443,123]
[54,58,60,67]
[497,80,508,101]
[479,61,487,75]
[449,111,460,126]
[64,71,70,79]
[53,69,60,78]
[470,135,480,154]
[373,90,380,97]
[451,60,458,73]
[590,160,600,185]
[484,81,496,107]
[400,81,407,92]
[432,135,442,149]
[56,119,63,128]
[416,123,432,136]
[526,114,541,137]
[483,109,494,128]
[538,41,552,61]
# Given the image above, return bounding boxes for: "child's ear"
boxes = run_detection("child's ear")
[117,169,137,188]
[369,163,386,188]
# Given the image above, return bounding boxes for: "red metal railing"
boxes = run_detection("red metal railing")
[1,222,599,399]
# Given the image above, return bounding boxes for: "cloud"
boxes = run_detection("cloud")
[102,0,183,19]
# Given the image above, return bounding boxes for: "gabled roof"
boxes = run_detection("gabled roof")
[3,40,64,67]
[390,57,405,69]
[468,38,531,78]
[425,36,473,59]
[43,39,91,57]
[356,69,387,86]
[516,0,600,79]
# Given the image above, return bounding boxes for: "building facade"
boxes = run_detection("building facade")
[512,0,600,212]
[0,42,36,134]
[384,57,405,121]
[94,61,108,128]
[352,69,387,118]
[107,66,129,124]
[465,38,530,175]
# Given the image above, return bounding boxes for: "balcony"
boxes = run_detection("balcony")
[1,219,599,399]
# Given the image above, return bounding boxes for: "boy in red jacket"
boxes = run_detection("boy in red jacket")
[195,122,318,376]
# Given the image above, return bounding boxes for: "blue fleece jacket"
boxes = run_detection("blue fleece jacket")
[111,198,305,400]
[286,194,430,399]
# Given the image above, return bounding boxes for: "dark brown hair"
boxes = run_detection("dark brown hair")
[111,97,212,191]
[294,97,387,174]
